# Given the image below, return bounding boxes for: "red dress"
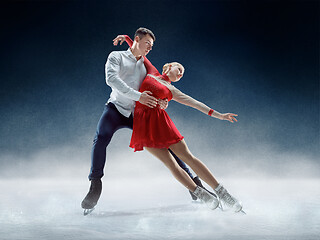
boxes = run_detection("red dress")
[124,36,184,151]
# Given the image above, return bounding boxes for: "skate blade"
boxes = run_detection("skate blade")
[83,208,95,216]
[239,209,246,215]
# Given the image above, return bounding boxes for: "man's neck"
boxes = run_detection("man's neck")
[130,47,142,61]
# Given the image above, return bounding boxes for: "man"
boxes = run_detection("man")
[81,27,209,214]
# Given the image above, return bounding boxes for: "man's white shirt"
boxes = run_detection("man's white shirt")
[105,48,146,117]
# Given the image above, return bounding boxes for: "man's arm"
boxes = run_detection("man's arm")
[106,51,158,108]
[106,51,141,101]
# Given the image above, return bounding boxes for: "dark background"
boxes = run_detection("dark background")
[0,0,319,173]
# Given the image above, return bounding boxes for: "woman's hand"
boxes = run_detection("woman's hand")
[220,113,238,123]
[158,98,169,110]
[113,35,126,46]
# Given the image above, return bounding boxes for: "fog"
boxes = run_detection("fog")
[0,175,319,240]
[0,127,319,239]
[1,122,319,180]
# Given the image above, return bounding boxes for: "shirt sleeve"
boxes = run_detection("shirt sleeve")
[171,86,211,115]
[105,51,141,101]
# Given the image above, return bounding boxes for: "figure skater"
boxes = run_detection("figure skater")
[113,35,243,212]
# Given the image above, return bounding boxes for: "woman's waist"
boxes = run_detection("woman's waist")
[135,102,166,112]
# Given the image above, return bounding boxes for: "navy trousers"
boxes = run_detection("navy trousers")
[89,102,194,180]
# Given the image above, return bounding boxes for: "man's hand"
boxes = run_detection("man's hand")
[158,98,169,110]
[139,91,158,108]
[220,113,238,123]
[113,35,126,46]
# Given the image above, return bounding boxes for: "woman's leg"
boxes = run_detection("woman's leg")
[170,139,243,212]
[145,147,197,192]
[169,139,219,190]
[145,147,219,210]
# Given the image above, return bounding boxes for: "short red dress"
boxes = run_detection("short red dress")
[129,73,184,151]
[124,36,184,152]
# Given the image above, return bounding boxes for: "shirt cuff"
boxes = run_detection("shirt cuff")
[130,91,141,102]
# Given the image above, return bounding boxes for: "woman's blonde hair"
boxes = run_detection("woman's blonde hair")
[162,62,185,75]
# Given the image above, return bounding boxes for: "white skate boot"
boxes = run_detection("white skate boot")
[215,184,243,213]
[192,186,219,210]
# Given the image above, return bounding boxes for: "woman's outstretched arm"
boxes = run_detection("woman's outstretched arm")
[171,86,238,123]
[113,35,133,47]
[124,35,133,47]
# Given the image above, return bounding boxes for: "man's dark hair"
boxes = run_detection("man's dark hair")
[134,27,156,42]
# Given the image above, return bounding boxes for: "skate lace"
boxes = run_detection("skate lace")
[218,189,236,207]
[194,187,212,203]
[199,191,210,202]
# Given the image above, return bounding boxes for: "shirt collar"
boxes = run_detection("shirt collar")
[126,48,143,62]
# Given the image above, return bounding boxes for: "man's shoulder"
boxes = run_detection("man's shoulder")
[108,50,129,59]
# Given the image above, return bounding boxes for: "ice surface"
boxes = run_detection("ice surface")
[0,176,319,240]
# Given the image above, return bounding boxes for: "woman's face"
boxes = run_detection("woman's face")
[168,65,184,82]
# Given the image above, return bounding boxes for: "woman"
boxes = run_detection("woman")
[113,35,242,212]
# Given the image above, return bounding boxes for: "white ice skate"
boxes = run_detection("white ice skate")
[215,184,245,213]
[193,186,219,210]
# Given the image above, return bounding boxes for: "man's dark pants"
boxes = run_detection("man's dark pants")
[89,102,194,180]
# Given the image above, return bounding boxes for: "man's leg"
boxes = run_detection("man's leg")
[168,148,193,178]
[89,104,123,180]
[82,103,132,210]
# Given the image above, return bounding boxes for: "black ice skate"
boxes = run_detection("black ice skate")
[81,179,102,215]
[189,176,217,200]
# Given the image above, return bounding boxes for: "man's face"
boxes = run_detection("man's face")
[137,34,154,56]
